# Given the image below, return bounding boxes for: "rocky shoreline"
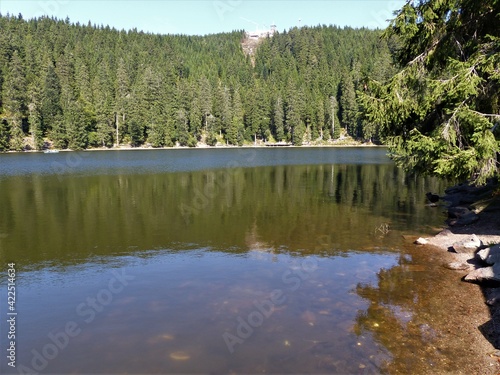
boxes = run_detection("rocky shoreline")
[415,179,500,350]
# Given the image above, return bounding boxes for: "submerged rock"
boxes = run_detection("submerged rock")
[169,351,190,361]
[445,262,471,271]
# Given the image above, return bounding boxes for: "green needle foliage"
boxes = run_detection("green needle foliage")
[359,0,500,184]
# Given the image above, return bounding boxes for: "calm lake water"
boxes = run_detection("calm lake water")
[0,148,460,373]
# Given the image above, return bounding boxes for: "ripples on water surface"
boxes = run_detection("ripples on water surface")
[0,148,464,373]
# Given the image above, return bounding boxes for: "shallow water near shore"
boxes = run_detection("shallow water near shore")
[0,147,490,373]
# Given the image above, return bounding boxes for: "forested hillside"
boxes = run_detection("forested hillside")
[0,14,396,151]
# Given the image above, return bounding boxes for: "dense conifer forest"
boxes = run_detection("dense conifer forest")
[0,14,396,151]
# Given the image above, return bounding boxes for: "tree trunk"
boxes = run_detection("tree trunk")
[115,113,119,147]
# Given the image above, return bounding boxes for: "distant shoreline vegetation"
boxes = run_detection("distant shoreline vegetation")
[0,14,396,153]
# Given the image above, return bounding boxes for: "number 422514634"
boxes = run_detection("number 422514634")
[7,263,16,311]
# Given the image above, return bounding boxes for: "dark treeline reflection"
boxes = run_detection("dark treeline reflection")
[0,163,448,266]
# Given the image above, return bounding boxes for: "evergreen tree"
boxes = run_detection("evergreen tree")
[213,84,232,142]
[273,97,285,141]
[0,120,8,150]
[227,88,244,145]
[146,104,164,147]
[133,66,162,146]
[326,96,340,140]
[188,94,203,140]
[176,108,192,146]
[27,82,44,150]
[114,58,130,146]
[50,114,67,149]
[339,73,358,138]
[286,85,306,146]
[41,59,62,136]
[128,116,144,146]
[243,84,259,141]
[241,81,270,142]
[359,0,500,183]
[65,100,88,150]
[56,49,76,111]
[198,76,213,132]
[93,62,114,147]
[286,94,306,146]
[2,50,26,150]
[315,98,325,141]
[75,58,93,114]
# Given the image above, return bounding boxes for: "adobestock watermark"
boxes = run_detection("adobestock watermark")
[223,256,319,354]
[16,269,135,375]
[49,151,90,181]
[179,147,257,224]
[213,0,242,22]
[33,0,69,19]
[366,1,404,29]
[223,230,343,353]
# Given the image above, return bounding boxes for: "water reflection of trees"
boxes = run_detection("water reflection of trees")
[1,163,446,266]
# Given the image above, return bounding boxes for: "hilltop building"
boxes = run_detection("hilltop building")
[246,23,277,39]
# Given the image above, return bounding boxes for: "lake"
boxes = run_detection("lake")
[0,147,473,373]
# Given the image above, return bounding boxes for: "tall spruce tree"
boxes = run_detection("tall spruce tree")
[315,98,325,141]
[41,59,62,138]
[65,100,88,150]
[176,108,192,146]
[327,96,340,140]
[273,97,285,142]
[114,58,130,146]
[339,73,358,138]
[228,88,244,145]
[0,120,8,150]
[359,0,500,183]
[286,85,306,146]
[27,81,44,150]
[93,62,114,147]
[2,50,26,150]
[198,76,213,133]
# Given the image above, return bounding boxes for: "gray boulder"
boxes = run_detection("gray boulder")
[477,244,500,265]
[464,263,500,283]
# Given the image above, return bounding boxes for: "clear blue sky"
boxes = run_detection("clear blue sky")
[0,1,406,35]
